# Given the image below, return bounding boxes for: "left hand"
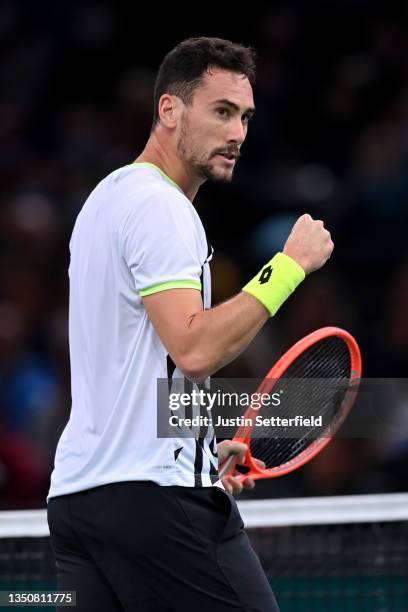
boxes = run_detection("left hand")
[217,440,265,495]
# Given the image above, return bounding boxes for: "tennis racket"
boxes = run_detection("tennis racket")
[219,326,361,481]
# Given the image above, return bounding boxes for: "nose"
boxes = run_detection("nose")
[227,118,246,146]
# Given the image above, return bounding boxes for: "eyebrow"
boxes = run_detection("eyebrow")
[212,98,256,118]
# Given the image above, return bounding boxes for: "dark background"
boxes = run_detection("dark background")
[1,0,407,508]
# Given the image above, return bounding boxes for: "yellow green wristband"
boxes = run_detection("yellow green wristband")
[242,252,305,316]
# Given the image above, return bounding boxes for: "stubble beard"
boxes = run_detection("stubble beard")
[177,119,234,184]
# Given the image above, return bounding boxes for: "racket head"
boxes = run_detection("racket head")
[225,327,362,481]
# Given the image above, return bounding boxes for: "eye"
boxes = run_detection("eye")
[216,107,230,119]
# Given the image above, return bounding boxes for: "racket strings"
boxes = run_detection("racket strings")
[284,337,351,379]
[250,337,351,469]
[251,339,351,434]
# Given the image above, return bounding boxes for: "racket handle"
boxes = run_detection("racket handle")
[218,454,237,479]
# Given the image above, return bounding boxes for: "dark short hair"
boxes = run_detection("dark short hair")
[152,37,257,129]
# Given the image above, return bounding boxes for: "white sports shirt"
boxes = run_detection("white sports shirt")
[48,163,219,499]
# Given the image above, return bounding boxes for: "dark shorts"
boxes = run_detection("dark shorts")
[47,481,279,612]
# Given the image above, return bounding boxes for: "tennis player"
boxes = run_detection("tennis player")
[47,37,333,611]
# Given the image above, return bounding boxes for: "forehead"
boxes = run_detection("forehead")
[195,68,254,109]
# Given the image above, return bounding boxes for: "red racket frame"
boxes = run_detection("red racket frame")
[219,326,362,481]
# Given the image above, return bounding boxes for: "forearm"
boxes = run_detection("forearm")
[178,252,306,380]
[181,291,269,380]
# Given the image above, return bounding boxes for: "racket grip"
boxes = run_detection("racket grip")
[218,454,237,479]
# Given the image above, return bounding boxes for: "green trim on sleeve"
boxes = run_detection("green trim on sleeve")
[140,279,202,297]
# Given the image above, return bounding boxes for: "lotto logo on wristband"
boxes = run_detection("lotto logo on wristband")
[242,252,305,316]
[258,265,273,284]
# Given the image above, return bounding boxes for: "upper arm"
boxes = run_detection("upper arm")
[120,190,206,374]
[121,193,203,295]
[143,288,204,372]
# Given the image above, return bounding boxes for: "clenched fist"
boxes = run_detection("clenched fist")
[283,214,334,275]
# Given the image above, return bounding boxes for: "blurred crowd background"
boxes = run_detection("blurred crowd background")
[1,1,407,508]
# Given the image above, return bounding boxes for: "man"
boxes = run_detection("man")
[47,37,333,611]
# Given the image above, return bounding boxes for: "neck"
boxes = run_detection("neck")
[134,129,204,201]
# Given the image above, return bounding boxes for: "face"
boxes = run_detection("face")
[176,68,255,183]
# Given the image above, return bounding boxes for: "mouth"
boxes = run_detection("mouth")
[215,153,238,165]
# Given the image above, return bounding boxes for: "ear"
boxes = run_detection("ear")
[158,94,183,129]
